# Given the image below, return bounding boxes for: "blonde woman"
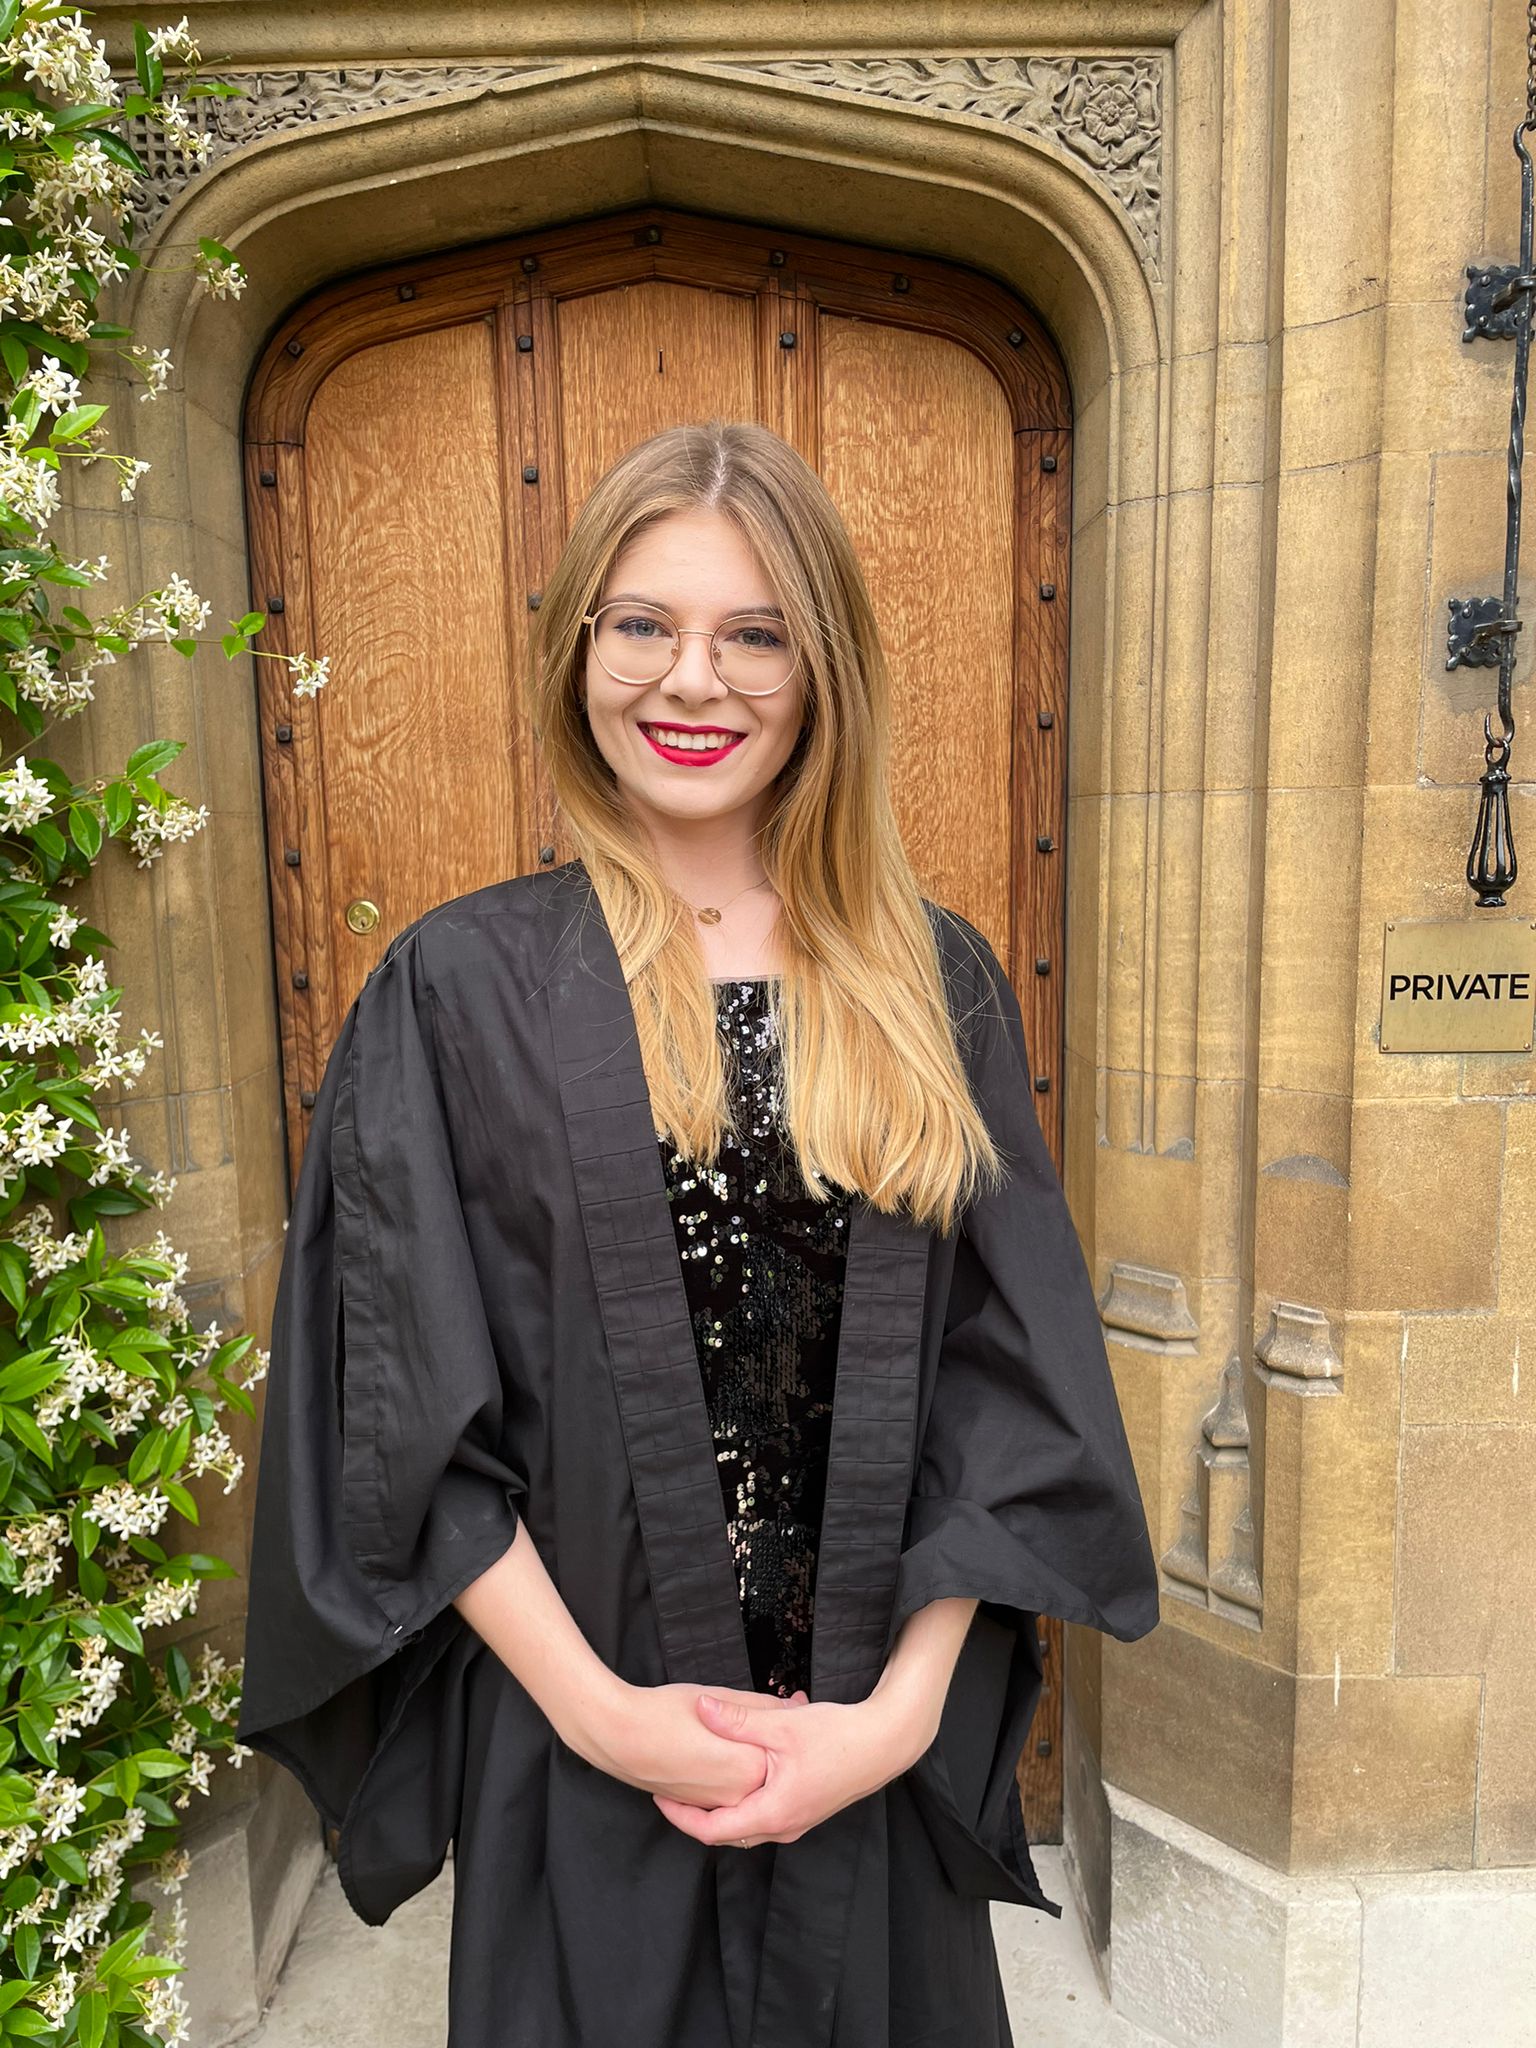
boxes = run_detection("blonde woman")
[236,420,1160,2047]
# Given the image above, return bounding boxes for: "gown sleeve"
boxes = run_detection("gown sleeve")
[891,913,1161,1906]
[233,922,526,1908]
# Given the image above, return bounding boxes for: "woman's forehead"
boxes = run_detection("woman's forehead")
[605,507,783,606]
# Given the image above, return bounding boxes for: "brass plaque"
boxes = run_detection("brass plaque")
[1381,919,1536,1052]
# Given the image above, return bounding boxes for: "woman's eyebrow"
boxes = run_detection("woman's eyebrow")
[603,591,787,621]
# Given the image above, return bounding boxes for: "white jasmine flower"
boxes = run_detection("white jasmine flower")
[288,650,330,697]
[0,756,53,829]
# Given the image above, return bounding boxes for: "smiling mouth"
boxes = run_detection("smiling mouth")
[638,722,747,757]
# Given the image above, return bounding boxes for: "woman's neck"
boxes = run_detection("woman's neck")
[631,811,784,981]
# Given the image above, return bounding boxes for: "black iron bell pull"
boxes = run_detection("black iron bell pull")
[1453,1,1536,907]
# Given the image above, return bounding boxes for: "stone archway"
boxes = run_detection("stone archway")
[95,34,1244,2030]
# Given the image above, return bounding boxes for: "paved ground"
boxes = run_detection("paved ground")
[234,1842,1167,2048]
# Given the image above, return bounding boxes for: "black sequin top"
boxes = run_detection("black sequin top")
[658,977,852,1699]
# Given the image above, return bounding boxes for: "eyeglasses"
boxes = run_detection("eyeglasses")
[580,598,802,697]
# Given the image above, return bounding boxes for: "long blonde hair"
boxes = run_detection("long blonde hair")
[530,419,1003,1236]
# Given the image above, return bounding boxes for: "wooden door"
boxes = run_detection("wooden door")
[245,204,1073,1836]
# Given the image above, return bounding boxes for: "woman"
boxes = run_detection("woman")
[235,420,1160,2048]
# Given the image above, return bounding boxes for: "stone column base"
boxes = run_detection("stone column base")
[135,1768,325,2047]
[1104,1782,1536,2048]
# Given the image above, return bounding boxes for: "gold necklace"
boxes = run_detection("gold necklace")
[681,876,775,926]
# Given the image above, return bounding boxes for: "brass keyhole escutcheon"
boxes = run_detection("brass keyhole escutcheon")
[346,898,381,935]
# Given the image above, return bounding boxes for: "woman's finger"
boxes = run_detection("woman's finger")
[653,1788,796,1846]
[695,1692,799,1744]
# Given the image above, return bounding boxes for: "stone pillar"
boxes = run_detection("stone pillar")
[1083,3,1536,2042]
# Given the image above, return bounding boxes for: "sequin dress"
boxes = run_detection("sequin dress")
[658,977,852,1699]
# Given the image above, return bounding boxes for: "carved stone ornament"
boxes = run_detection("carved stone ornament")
[120,54,1163,278]
[713,56,1164,278]
[1254,1299,1343,1394]
[1098,1260,1199,1352]
[1161,1354,1263,1629]
[120,66,553,239]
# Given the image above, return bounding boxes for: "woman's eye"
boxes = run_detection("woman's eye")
[724,622,784,650]
[615,614,668,638]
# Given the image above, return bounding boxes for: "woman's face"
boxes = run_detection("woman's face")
[580,507,807,837]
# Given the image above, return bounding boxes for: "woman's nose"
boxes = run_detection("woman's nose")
[664,632,730,701]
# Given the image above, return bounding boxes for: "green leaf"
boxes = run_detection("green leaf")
[94,1606,143,1656]
[123,740,183,780]
[2,1407,53,1466]
[197,236,236,266]
[4,324,86,375]
[164,1643,191,1701]
[129,1749,184,1780]
[0,1241,27,1314]
[0,1353,60,1402]
[15,1708,54,1768]
[76,1988,108,2048]
[160,1414,192,1476]
[92,1925,150,1981]
[179,1553,236,1581]
[132,24,164,100]
[43,1285,82,1344]
[101,782,134,835]
[12,1924,39,1981]
[66,805,101,860]
[41,1841,86,1885]
[47,103,117,134]
[126,1427,165,1485]
[105,1346,157,1382]
[82,129,145,178]
[48,403,106,444]
[160,1479,198,1525]
[235,611,265,635]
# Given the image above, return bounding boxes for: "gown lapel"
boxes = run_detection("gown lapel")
[544,860,933,2048]
[546,869,756,1694]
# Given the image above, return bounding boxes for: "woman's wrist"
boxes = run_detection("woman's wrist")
[863,1593,979,1771]
[554,1662,635,1771]
[858,1679,940,1774]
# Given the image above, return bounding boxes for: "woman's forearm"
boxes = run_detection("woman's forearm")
[865,1595,979,1755]
[451,1518,627,1761]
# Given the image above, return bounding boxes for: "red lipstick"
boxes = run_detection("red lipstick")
[638,721,747,768]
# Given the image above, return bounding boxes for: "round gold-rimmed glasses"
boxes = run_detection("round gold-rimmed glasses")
[580,598,802,697]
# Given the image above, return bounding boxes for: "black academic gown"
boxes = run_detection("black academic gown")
[234,856,1161,2048]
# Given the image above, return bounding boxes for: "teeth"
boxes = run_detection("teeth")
[643,726,739,752]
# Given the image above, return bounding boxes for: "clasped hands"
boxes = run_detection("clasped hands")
[582,1676,938,1850]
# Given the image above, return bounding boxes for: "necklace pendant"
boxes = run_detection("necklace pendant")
[698,906,723,924]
